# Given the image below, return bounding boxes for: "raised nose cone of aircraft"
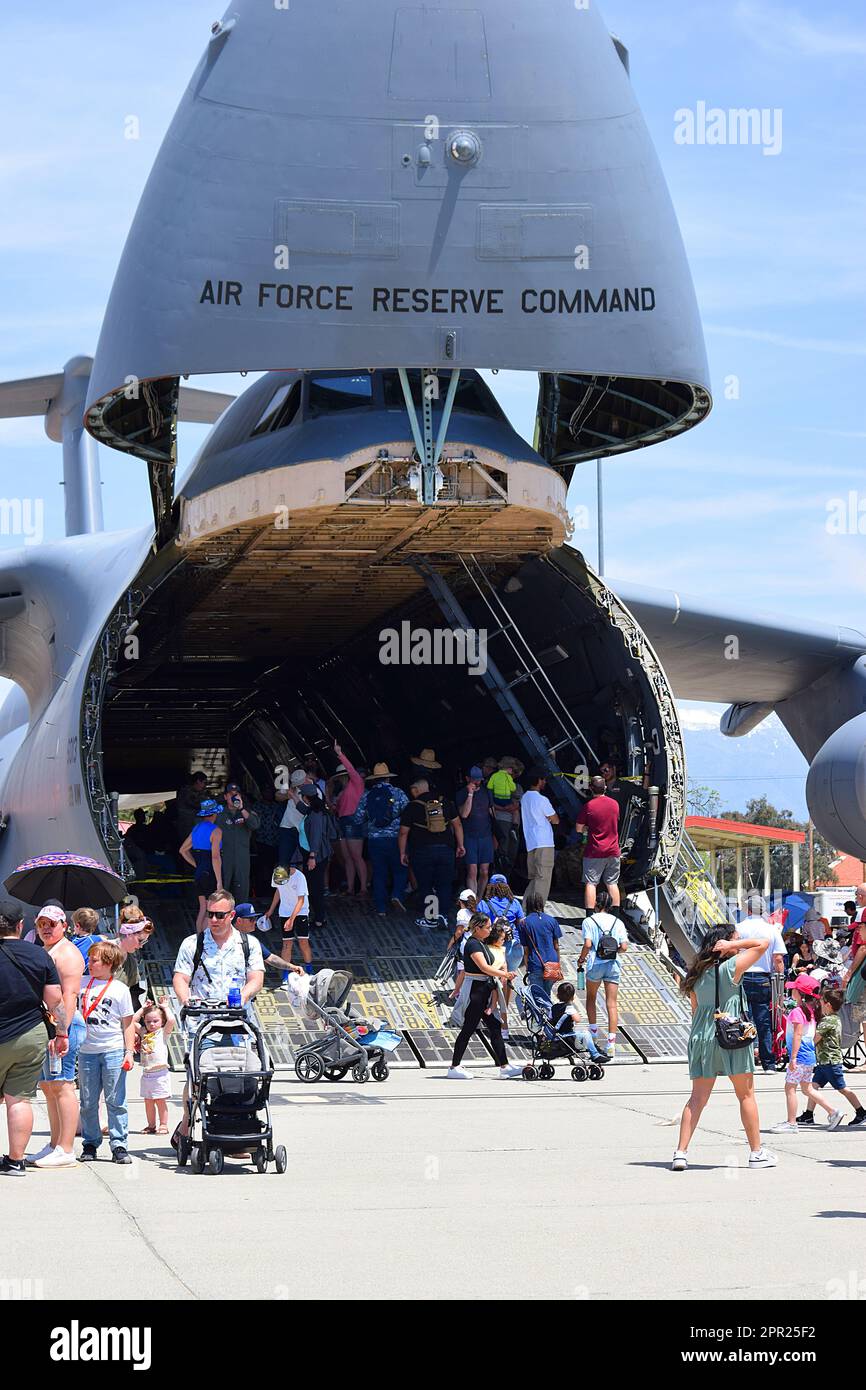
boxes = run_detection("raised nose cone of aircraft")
[85,0,710,467]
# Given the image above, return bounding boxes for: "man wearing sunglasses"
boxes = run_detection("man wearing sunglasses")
[173,892,264,1021]
[171,891,265,1144]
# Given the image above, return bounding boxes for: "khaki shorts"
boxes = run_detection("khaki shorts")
[0,1023,47,1099]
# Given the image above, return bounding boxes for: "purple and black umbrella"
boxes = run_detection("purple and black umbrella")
[4,852,127,910]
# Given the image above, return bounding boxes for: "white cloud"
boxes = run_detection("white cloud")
[706,324,866,356]
[735,2,866,57]
[677,703,726,732]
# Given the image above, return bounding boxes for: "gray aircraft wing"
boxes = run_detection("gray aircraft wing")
[0,372,64,419]
[0,360,234,431]
[612,580,866,710]
[611,576,866,859]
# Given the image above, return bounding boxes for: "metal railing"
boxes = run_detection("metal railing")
[660,830,730,956]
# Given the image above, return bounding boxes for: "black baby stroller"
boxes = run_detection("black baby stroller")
[291,969,395,1084]
[176,1002,286,1175]
[513,979,605,1082]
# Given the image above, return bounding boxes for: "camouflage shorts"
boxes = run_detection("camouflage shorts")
[850,996,866,1025]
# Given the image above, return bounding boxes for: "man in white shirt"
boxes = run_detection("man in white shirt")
[172,891,265,1139]
[735,893,786,1073]
[521,769,559,905]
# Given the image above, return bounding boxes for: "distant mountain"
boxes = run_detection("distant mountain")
[677,703,809,820]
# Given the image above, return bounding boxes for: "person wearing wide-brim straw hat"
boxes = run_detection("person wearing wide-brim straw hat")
[352,764,410,916]
[411,748,442,770]
[365,761,397,781]
[408,748,445,796]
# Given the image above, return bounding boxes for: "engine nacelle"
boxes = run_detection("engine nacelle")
[806,713,866,860]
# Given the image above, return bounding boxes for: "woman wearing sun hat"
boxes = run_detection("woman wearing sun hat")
[179,799,223,933]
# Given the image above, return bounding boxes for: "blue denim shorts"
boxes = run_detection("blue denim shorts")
[812,1063,846,1091]
[41,1012,86,1082]
[586,960,621,985]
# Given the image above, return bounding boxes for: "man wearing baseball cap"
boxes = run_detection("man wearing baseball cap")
[233,903,305,981]
[30,905,85,1167]
[0,900,67,1175]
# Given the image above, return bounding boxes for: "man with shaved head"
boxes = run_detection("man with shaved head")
[576,775,621,912]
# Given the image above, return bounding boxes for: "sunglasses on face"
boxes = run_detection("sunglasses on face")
[207,909,231,920]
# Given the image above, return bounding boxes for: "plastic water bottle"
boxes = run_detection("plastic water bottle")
[48,1049,63,1077]
[227,973,243,1009]
[576,966,587,991]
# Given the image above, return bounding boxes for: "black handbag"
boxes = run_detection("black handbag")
[713,961,757,1051]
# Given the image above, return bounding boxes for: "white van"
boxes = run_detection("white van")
[810,889,855,929]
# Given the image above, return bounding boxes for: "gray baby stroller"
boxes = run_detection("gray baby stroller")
[513,979,605,1082]
[177,1002,287,1175]
[293,969,391,1084]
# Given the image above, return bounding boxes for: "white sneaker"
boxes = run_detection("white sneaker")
[447,1067,473,1080]
[33,1147,78,1169]
[748,1148,778,1169]
[671,1150,688,1172]
[827,1110,843,1130]
[499,1064,523,1079]
[26,1143,55,1165]
[770,1120,797,1133]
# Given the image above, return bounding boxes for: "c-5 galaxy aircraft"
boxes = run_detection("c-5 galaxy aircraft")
[1,1,863,960]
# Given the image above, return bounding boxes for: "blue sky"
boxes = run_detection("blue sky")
[1,0,864,808]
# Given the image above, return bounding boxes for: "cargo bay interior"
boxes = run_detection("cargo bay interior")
[99,538,669,891]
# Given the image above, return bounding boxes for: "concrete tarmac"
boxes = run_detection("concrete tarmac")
[2,1062,864,1301]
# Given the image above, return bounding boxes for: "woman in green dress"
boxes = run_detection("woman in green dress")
[842,922,866,1070]
[672,925,777,1173]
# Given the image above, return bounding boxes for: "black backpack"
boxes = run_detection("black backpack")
[366,782,397,830]
[590,915,620,961]
[190,929,250,986]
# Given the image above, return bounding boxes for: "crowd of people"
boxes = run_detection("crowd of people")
[671,889,866,1172]
[2,749,864,1177]
[125,745,634,973]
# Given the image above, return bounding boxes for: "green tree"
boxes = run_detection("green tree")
[687,783,722,817]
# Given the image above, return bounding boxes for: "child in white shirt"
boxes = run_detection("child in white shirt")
[266,865,310,965]
[133,999,175,1134]
[78,940,135,1163]
[551,982,610,1063]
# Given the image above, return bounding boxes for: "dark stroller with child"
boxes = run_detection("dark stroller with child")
[292,969,400,1084]
[176,1002,287,1175]
[513,979,605,1082]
